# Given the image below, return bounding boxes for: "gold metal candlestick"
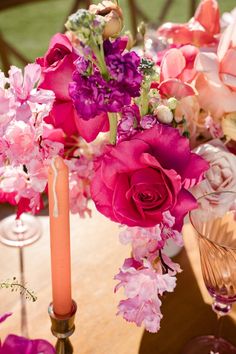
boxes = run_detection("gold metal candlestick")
[48,300,77,354]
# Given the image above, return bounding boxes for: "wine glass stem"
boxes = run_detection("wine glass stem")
[212,315,223,353]
[19,247,28,338]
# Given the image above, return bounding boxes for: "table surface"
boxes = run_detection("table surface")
[0,205,235,354]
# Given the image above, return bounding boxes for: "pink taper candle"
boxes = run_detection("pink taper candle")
[48,156,72,316]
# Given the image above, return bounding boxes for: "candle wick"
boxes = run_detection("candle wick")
[51,158,59,218]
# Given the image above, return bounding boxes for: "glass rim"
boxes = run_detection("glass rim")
[189,191,236,251]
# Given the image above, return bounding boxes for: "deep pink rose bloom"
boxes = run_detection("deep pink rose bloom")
[37,33,109,142]
[157,0,220,47]
[0,335,55,354]
[91,125,208,230]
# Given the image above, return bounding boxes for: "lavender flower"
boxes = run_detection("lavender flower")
[140,115,158,130]
[117,105,140,141]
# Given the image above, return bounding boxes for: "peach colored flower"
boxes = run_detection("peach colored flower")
[157,0,220,47]
[195,21,236,118]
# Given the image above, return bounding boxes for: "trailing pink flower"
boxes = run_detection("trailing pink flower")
[114,257,178,332]
[119,212,183,262]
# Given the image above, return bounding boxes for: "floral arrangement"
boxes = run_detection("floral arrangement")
[1,0,236,347]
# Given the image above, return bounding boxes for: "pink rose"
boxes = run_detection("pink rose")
[157,0,220,47]
[159,45,198,99]
[37,33,109,142]
[91,125,208,230]
[195,21,236,118]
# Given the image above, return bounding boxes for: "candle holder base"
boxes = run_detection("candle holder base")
[48,300,77,354]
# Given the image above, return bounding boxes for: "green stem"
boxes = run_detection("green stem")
[108,113,118,145]
[140,82,149,117]
[90,36,109,80]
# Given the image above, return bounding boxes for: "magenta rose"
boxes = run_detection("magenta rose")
[91,125,209,230]
[37,33,109,142]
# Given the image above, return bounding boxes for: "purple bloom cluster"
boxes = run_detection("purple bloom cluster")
[69,39,143,120]
[117,105,140,141]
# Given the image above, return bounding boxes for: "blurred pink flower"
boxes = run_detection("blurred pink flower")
[157,0,220,47]
[0,335,55,354]
[5,121,36,164]
[195,21,236,118]
[159,46,198,99]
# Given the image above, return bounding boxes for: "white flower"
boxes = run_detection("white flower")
[192,139,236,198]
[154,105,173,124]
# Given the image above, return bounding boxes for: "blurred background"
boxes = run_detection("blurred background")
[0,0,235,71]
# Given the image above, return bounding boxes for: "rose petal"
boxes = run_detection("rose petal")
[220,48,236,78]
[194,0,220,35]
[171,189,197,231]
[45,101,77,136]
[221,73,236,90]
[182,153,209,189]
[195,52,220,82]
[218,21,236,61]
[134,125,191,177]
[75,112,109,143]
[195,73,236,117]
[159,79,195,99]
[160,49,186,81]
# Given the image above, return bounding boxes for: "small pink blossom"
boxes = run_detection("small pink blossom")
[117,296,162,333]
[5,121,36,164]
[119,211,183,262]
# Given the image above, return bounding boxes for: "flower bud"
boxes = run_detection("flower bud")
[167,97,178,110]
[154,105,173,124]
[65,9,105,45]
[89,1,123,39]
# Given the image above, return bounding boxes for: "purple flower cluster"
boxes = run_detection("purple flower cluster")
[69,39,143,120]
[117,105,140,141]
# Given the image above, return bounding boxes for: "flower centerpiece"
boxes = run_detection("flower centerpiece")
[1,0,236,344]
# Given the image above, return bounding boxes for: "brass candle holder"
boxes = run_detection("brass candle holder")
[48,300,77,354]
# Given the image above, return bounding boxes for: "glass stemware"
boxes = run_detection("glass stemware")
[0,212,41,337]
[183,191,236,354]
